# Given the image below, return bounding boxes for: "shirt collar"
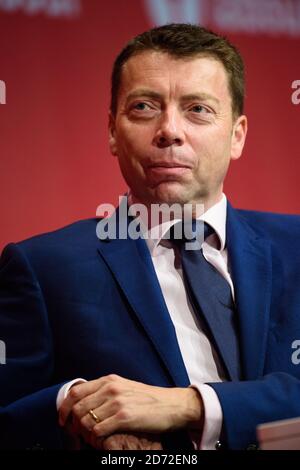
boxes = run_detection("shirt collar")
[127,192,227,256]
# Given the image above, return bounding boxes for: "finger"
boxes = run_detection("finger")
[59,377,109,426]
[97,433,163,451]
[58,383,93,426]
[66,413,92,443]
[103,435,126,450]
[125,435,161,450]
[140,437,152,450]
[78,384,131,433]
[95,434,139,451]
[71,377,123,421]
[58,395,76,427]
[141,436,162,450]
[71,412,92,438]
[63,375,124,425]
[71,391,106,422]
[119,434,148,450]
[89,433,106,450]
[92,413,130,439]
[78,425,93,446]
[151,441,163,450]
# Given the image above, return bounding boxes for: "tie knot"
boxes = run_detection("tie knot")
[168,220,214,245]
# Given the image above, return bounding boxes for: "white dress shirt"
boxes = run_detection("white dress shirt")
[58,193,234,450]
[139,193,234,449]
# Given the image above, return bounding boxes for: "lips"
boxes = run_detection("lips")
[145,161,192,183]
[147,161,192,169]
[147,166,190,175]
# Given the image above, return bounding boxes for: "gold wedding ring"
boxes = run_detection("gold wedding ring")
[88,408,100,423]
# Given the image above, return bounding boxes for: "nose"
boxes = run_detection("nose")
[153,108,185,148]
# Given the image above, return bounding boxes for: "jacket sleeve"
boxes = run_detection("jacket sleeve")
[209,373,300,449]
[0,243,65,449]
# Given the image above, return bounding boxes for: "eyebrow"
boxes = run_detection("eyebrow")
[180,93,220,106]
[126,89,220,106]
[126,89,162,103]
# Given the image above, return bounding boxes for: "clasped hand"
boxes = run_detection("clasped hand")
[58,374,203,450]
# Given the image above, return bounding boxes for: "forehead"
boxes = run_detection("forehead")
[118,51,231,102]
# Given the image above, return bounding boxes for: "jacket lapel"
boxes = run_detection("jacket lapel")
[96,210,190,387]
[226,203,272,380]
[96,202,272,385]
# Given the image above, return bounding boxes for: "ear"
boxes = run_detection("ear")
[108,112,118,156]
[230,114,247,161]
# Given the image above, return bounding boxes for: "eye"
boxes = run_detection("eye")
[190,104,210,114]
[133,102,152,111]
[129,101,158,120]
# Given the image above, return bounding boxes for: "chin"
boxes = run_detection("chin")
[151,183,190,206]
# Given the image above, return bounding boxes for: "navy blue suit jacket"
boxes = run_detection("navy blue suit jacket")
[1,203,300,449]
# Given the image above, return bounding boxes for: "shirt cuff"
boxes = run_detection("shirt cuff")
[56,378,87,410]
[189,383,223,450]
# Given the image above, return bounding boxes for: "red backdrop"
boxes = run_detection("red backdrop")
[1,0,300,250]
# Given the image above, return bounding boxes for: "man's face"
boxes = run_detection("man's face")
[109,51,247,210]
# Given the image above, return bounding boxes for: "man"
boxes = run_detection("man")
[1,23,300,451]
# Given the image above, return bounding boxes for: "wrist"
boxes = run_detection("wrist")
[184,387,205,430]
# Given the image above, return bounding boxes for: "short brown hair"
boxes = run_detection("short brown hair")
[110,23,245,118]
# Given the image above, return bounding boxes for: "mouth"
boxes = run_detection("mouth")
[147,167,190,176]
[147,161,192,169]
[145,161,192,182]
[146,161,192,175]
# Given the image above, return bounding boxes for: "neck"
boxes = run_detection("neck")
[127,191,224,229]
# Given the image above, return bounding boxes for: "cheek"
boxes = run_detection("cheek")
[116,135,147,178]
[191,133,232,177]
[117,127,150,160]
[200,128,232,159]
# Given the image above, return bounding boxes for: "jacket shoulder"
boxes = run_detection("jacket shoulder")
[235,208,300,242]
[2,218,100,262]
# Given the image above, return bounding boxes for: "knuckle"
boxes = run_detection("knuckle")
[111,398,123,410]
[106,384,120,396]
[69,386,81,400]
[105,436,115,446]
[107,374,119,382]
[92,424,103,437]
[116,409,129,422]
